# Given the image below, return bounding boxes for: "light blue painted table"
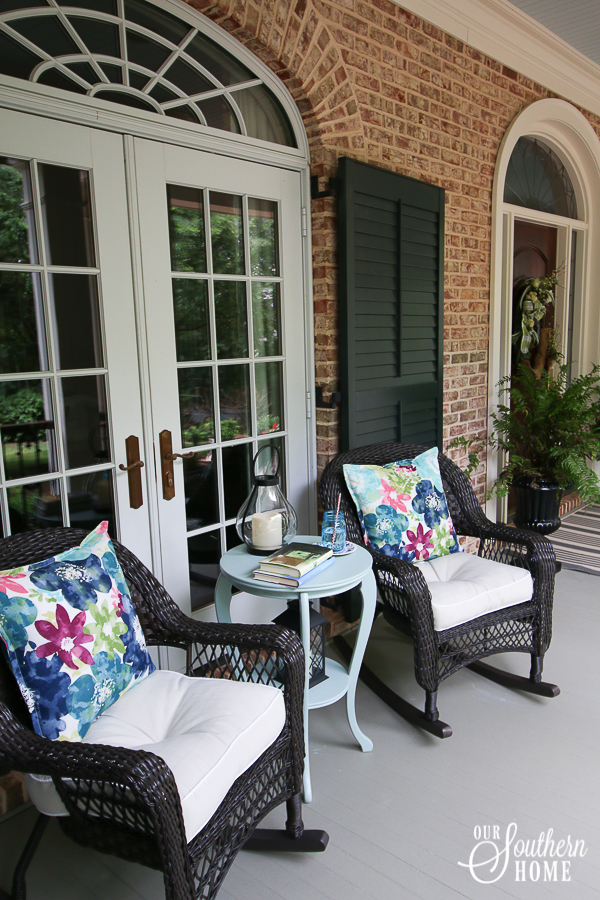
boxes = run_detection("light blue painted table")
[215,536,377,802]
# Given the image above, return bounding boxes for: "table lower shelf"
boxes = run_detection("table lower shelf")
[308,658,349,710]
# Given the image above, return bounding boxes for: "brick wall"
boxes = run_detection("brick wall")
[187,0,600,500]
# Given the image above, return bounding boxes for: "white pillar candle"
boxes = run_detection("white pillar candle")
[252,511,283,550]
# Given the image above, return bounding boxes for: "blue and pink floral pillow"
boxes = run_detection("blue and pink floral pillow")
[343,447,461,562]
[0,522,154,742]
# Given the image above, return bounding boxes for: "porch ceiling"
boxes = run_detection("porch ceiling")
[508,0,600,67]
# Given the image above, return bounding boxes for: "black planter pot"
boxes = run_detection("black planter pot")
[512,477,564,535]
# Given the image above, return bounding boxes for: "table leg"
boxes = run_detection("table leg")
[299,591,312,803]
[214,574,234,624]
[345,569,376,752]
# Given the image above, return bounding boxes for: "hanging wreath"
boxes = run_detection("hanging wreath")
[512,270,559,361]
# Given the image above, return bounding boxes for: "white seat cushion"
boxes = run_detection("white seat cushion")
[26,670,286,841]
[413,552,534,632]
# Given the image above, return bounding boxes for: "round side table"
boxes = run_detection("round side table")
[215,536,376,803]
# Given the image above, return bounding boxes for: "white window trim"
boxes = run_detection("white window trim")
[487,98,600,519]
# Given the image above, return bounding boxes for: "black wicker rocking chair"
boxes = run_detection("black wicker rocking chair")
[0,528,328,900]
[320,442,560,739]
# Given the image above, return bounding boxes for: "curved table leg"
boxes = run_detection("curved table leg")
[345,569,376,752]
[299,591,312,803]
[214,574,234,624]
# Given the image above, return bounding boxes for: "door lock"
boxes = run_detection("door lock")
[118,435,144,509]
[159,430,193,500]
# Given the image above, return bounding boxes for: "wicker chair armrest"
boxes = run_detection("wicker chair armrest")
[0,704,194,899]
[161,612,304,686]
[367,549,436,635]
[0,704,156,780]
[474,520,556,573]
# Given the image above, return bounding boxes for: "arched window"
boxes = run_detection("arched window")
[488,100,600,522]
[0,0,296,146]
[503,136,578,219]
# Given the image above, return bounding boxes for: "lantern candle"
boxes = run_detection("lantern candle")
[252,511,283,551]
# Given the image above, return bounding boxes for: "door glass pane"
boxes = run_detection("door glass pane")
[184,449,218,530]
[222,441,252,520]
[188,529,221,611]
[0,157,37,264]
[59,374,109,469]
[256,361,283,434]
[38,164,95,268]
[7,478,62,534]
[173,278,210,362]
[218,364,250,439]
[210,192,244,275]
[567,231,579,368]
[252,282,280,358]
[214,281,247,359]
[67,470,115,535]
[225,523,243,550]
[178,367,214,447]
[49,273,103,370]
[167,185,206,273]
[0,272,48,373]
[0,379,57,479]
[248,198,278,276]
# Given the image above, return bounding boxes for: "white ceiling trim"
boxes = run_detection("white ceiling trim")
[394,0,600,118]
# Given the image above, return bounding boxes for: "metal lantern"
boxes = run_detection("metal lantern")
[236,445,298,555]
[273,600,328,688]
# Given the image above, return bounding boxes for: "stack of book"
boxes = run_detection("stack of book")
[253,542,334,587]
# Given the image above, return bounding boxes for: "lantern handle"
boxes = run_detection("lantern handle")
[252,444,280,480]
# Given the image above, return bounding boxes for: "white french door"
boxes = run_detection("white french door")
[0,108,152,565]
[0,107,312,619]
[132,138,310,616]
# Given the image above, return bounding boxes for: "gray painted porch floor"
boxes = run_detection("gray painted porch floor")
[1,566,598,900]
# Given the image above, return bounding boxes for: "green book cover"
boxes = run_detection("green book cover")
[258,542,333,576]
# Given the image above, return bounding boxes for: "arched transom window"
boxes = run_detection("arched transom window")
[503,136,578,219]
[0,0,296,146]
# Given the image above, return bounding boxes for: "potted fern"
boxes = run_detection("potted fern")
[452,362,600,533]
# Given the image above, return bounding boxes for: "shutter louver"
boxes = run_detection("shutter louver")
[338,157,444,451]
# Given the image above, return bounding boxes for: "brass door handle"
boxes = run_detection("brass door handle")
[165,451,194,460]
[119,460,145,471]
[119,436,144,509]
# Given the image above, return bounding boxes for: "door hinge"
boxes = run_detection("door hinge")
[306,391,312,418]
[301,207,307,237]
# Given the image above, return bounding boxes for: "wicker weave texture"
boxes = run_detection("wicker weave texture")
[0,528,306,900]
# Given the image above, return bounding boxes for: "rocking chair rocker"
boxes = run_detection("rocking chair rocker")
[320,442,559,739]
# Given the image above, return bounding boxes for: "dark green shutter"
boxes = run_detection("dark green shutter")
[338,157,444,450]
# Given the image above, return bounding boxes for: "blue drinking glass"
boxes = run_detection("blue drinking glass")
[321,510,346,552]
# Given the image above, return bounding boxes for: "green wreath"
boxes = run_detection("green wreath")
[512,270,559,361]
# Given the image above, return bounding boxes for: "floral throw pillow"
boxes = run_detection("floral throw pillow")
[0,522,155,741]
[343,447,461,562]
